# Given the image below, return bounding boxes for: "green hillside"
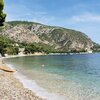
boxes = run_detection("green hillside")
[0,21,98,56]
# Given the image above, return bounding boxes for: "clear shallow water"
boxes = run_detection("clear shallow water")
[4,54,100,100]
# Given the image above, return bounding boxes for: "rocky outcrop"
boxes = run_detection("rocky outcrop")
[0,21,93,52]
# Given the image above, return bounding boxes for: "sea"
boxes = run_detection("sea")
[4,53,100,100]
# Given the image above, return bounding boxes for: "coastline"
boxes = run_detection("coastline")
[0,57,45,100]
[2,55,65,100]
[2,53,46,58]
[1,53,98,100]
[0,55,99,100]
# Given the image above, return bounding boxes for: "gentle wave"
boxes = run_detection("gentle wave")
[6,63,65,100]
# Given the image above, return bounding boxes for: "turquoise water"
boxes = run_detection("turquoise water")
[4,54,100,100]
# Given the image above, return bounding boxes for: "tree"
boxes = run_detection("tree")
[5,46,19,55]
[0,0,6,26]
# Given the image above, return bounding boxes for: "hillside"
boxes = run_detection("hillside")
[0,21,94,53]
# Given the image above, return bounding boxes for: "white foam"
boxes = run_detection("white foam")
[6,63,65,100]
[5,63,15,70]
[14,71,65,100]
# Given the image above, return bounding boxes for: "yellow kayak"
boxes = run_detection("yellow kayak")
[0,67,15,72]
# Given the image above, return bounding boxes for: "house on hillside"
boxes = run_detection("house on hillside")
[18,48,25,55]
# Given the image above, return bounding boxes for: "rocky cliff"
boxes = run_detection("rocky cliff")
[0,21,93,52]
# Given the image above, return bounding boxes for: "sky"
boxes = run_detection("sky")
[4,0,100,44]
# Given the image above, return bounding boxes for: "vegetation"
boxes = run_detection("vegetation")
[0,34,15,56]
[21,42,53,54]
[0,34,100,56]
[0,21,96,55]
[92,43,100,52]
[7,21,42,26]
[5,46,19,55]
[0,35,53,56]
[0,0,6,26]
[51,49,87,54]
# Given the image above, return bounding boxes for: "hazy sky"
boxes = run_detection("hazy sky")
[4,0,100,44]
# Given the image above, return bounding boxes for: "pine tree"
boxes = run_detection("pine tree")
[0,0,6,26]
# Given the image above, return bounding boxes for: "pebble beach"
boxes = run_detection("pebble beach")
[0,58,45,100]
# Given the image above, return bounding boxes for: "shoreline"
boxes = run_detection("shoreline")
[2,53,47,58]
[2,56,63,100]
[1,51,99,60]
[0,53,99,100]
[0,57,45,100]
[2,55,65,100]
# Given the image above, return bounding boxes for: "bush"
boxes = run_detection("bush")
[5,46,19,55]
[0,35,15,56]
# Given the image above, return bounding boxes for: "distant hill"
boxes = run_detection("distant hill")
[0,21,94,52]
